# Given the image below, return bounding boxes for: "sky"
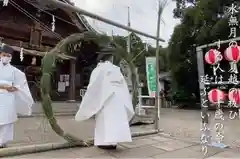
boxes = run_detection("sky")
[71,0,180,47]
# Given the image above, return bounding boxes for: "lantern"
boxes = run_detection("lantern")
[224,41,240,74]
[228,88,240,106]
[208,89,225,104]
[205,49,222,75]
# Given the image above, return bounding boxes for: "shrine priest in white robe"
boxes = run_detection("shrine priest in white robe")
[75,53,135,150]
[0,44,34,148]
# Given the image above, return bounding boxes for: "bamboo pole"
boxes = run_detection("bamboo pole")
[127,6,131,54]
[44,0,165,42]
[154,0,162,131]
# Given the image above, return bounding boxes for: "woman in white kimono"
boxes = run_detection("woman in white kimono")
[0,44,34,148]
[75,54,135,150]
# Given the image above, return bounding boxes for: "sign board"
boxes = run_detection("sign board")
[145,57,156,96]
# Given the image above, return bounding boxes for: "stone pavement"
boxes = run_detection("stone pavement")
[10,107,240,150]
[4,134,239,158]
[3,107,240,158]
[31,102,79,115]
[158,108,240,151]
[10,116,154,147]
[29,102,240,150]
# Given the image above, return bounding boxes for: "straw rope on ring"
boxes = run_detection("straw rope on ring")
[40,31,138,144]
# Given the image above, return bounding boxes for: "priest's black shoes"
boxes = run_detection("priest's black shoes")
[97,145,117,150]
[0,144,7,148]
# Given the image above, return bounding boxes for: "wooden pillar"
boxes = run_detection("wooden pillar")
[69,59,76,102]
[80,69,84,88]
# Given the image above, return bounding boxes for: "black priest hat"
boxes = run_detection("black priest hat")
[0,43,14,55]
[96,44,115,62]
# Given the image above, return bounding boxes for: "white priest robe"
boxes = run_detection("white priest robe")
[75,61,135,146]
[0,63,34,145]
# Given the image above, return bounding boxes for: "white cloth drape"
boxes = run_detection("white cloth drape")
[0,63,34,144]
[0,123,13,145]
[75,61,135,146]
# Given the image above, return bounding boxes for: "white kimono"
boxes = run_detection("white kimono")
[75,61,135,146]
[0,63,34,145]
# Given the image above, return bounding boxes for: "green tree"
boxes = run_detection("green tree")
[169,0,239,104]
[113,33,169,81]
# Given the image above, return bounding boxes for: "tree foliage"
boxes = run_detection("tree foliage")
[113,33,168,81]
[169,0,240,103]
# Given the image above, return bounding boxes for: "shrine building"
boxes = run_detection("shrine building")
[0,0,101,101]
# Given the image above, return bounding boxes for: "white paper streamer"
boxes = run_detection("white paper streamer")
[3,0,8,6]
[20,48,24,61]
[51,15,55,32]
